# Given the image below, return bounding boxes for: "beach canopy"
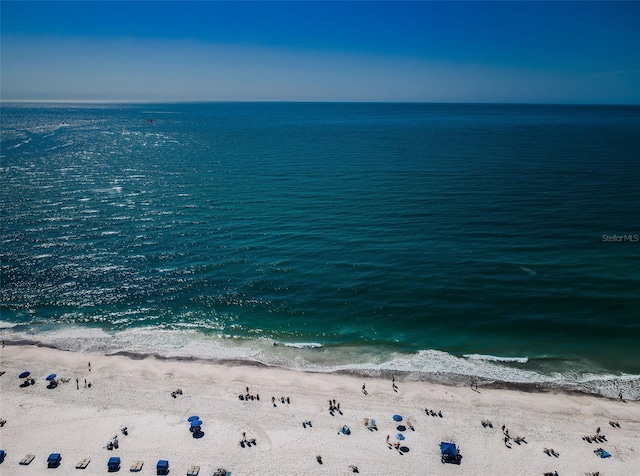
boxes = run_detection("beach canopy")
[190,419,203,428]
[440,441,462,464]
[392,414,403,422]
[19,371,30,379]
[46,373,57,381]
[187,416,200,422]
[47,453,62,467]
[396,433,406,441]
[440,442,458,456]
[157,460,169,471]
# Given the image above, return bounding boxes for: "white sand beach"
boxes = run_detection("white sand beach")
[1,344,638,475]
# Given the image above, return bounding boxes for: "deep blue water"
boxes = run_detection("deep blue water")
[1,102,639,398]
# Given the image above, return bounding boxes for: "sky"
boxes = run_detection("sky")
[1,1,639,103]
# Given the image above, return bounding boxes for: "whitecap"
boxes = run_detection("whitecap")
[282,342,323,349]
[463,354,529,364]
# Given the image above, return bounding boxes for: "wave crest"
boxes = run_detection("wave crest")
[463,353,529,364]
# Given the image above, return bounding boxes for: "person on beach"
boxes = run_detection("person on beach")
[88,362,91,372]
[76,378,79,390]
[362,383,367,395]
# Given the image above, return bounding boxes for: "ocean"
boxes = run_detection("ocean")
[1,102,639,399]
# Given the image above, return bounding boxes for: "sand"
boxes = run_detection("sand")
[0,344,638,475]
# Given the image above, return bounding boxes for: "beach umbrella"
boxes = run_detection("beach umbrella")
[19,371,30,379]
[396,433,406,441]
[190,419,203,428]
[392,414,402,422]
[187,416,200,422]
[46,374,57,381]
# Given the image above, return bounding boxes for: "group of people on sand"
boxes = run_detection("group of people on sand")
[386,435,404,454]
[328,399,342,415]
[361,376,398,395]
[75,378,91,390]
[271,395,290,407]
[501,425,526,448]
[424,408,443,418]
[239,387,260,401]
[583,430,607,443]
[239,431,257,448]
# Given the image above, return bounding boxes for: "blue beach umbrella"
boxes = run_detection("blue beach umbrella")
[46,374,57,381]
[396,433,405,441]
[187,416,200,422]
[190,419,203,428]
[19,371,30,379]
[392,414,402,422]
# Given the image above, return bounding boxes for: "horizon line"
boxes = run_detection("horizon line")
[2,99,639,107]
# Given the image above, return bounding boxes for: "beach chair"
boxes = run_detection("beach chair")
[47,453,62,468]
[20,454,35,465]
[440,442,462,464]
[75,457,91,469]
[156,459,169,475]
[341,425,351,435]
[187,465,200,475]
[107,456,121,472]
[130,460,144,472]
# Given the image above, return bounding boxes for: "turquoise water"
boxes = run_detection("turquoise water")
[1,102,639,398]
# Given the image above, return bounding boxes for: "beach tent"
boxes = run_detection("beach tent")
[187,416,200,422]
[47,453,62,468]
[440,442,462,464]
[392,414,403,422]
[190,419,203,428]
[396,433,405,441]
[107,456,121,472]
[0,449,6,463]
[157,459,169,475]
[46,374,57,381]
[19,371,30,379]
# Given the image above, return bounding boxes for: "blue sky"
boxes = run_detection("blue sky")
[1,1,639,103]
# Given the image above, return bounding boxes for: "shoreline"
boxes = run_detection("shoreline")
[1,344,639,475]
[1,338,637,402]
